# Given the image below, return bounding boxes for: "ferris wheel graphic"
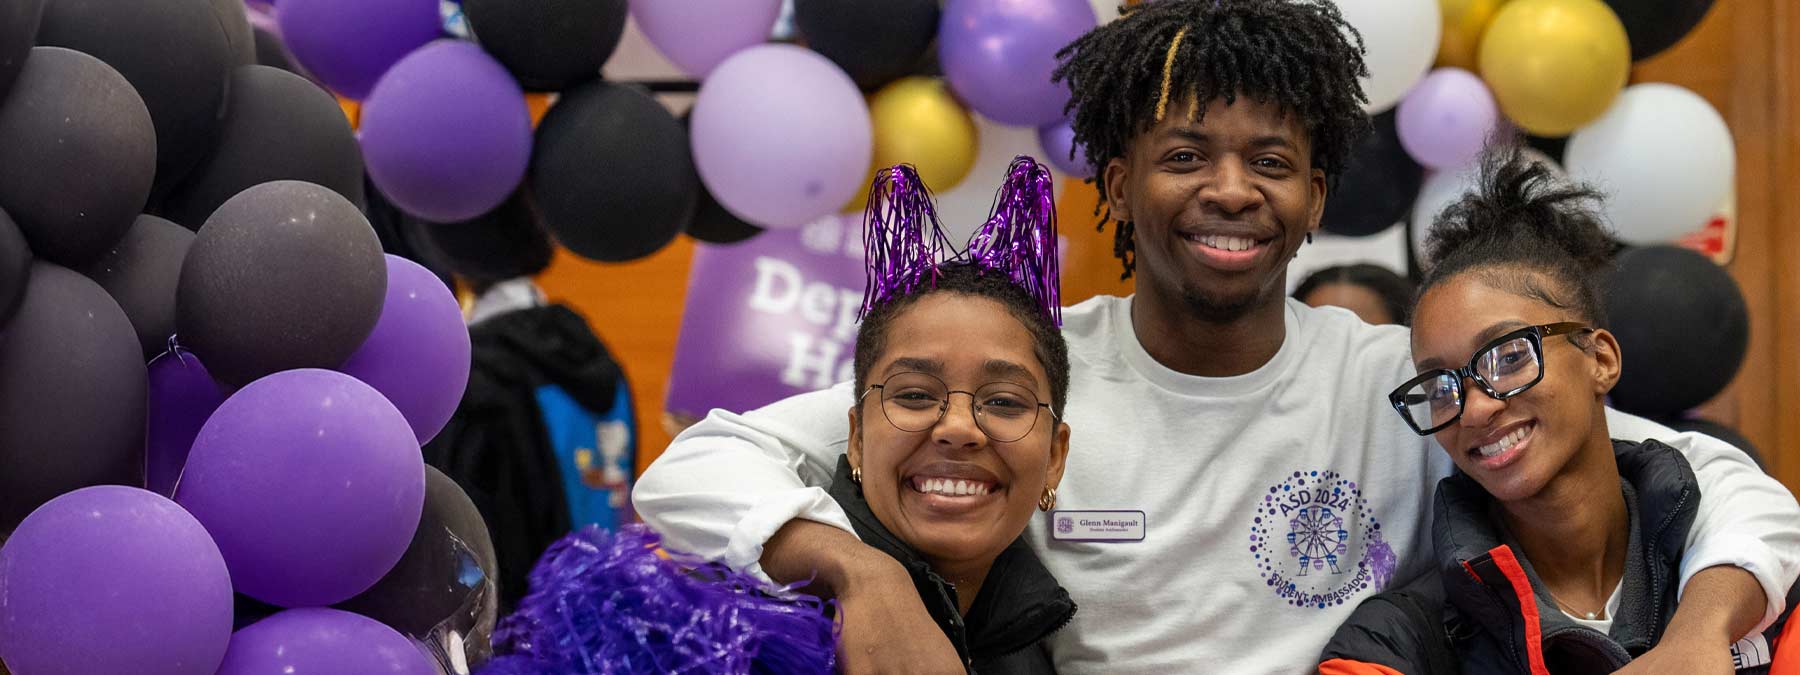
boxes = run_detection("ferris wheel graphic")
[1286,504,1350,576]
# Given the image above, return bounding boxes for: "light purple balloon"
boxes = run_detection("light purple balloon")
[940,0,1097,127]
[628,0,783,78]
[275,0,439,100]
[340,255,471,444]
[0,486,233,675]
[175,368,425,608]
[691,44,871,229]
[217,608,437,675]
[361,39,532,223]
[1037,119,1092,179]
[145,348,226,497]
[1396,67,1498,170]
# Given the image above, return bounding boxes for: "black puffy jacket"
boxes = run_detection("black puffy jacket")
[1319,440,1800,675]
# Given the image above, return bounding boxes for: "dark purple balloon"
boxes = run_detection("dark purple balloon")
[217,608,438,675]
[340,255,471,444]
[360,39,532,223]
[275,0,440,99]
[939,0,1096,127]
[1036,119,1092,179]
[176,368,425,608]
[0,486,234,675]
[145,348,226,497]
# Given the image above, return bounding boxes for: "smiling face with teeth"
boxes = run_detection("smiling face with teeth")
[1410,271,1623,503]
[848,294,1071,587]
[1103,96,1327,325]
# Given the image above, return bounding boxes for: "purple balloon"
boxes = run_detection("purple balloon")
[217,608,437,675]
[628,0,782,78]
[0,486,233,675]
[275,0,439,99]
[691,44,871,229]
[339,255,472,444]
[176,369,425,608]
[361,40,532,223]
[1396,67,1499,170]
[146,348,226,497]
[1037,119,1092,179]
[940,0,1096,127]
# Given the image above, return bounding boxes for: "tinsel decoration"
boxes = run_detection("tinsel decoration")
[965,156,1062,325]
[859,163,954,320]
[477,525,837,675]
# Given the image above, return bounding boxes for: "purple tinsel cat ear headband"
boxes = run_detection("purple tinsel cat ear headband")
[964,156,1062,326]
[859,157,1063,325]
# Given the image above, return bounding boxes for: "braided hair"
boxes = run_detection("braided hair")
[1052,0,1372,278]
[1421,145,1618,333]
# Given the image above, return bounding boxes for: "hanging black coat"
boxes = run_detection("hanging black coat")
[424,303,625,612]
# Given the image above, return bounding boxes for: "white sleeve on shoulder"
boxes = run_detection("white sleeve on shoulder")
[1607,407,1800,634]
[633,382,860,582]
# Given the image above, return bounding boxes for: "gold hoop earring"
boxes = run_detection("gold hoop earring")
[851,465,862,484]
[1038,486,1057,512]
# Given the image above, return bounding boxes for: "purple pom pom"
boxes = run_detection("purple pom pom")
[479,525,837,675]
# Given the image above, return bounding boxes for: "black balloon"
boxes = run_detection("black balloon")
[464,0,627,91]
[1605,245,1749,417]
[1605,0,1716,61]
[0,47,155,267]
[688,179,764,245]
[0,263,146,530]
[0,0,45,102]
[162,66,365,229]
[531,81,697,262]
[252,26,294,73]
[36,0,234,198]
[794,0,939,90]
[1665,417,1765,473]
[207,0,257,67]
[403,188,556,286]
[0,207,28,328]
[1324,111,1422,237]
[79,215,195,357]
[338,467,500,669]
[177,180,387,388]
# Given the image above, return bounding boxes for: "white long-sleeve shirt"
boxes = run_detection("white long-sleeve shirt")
[634,295,1800,674]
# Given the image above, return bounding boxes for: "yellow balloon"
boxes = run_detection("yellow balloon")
[1479,0,1629,136]
[847,77,979,211]
[1436,0,1506,71]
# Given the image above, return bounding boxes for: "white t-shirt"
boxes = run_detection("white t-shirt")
[634,295,1800,674]
[1564,581,1626,635]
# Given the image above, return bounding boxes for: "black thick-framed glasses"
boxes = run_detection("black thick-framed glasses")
[1388,322,1592,436]
[860,371,1056,443]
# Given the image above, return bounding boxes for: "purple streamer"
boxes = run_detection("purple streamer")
[965,156,1062,325]
[859,164,954,319]
[859,156,1064,326]
[479,525,837,675]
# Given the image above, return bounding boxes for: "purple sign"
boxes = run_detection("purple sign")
[666,214,867,418]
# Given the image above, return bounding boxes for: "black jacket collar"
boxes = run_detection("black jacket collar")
[826,456,1075,670]
[1433,439,1699,671]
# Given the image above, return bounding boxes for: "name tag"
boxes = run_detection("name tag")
[1732,634,1771,670]
[1049,510,1146,542]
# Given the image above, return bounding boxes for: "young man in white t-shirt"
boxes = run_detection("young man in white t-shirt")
[633,1,1800,673]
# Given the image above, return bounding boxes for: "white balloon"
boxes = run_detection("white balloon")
[1410,148,1561,266]
[1333,0,1441,113]
[1089,0,1123,23]
[933,114,1065,244]
[1565,83,1735,246]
